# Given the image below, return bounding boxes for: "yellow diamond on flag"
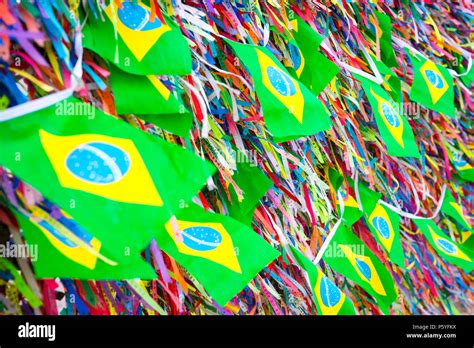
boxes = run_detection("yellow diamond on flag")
[256,49,305,124]
[314,270,347,315]
[29,206,101,270]
[420,60,448,104]
[370,87,404,148]
[369,204,395,253]
[105,1,171,62]
[165,219,242,273]
[339,244,387,296]
[427,226,471,262]
[39,130,163,206]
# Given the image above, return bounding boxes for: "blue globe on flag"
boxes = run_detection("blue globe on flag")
[66,142,131,185]
[181,226,223,252]
[424,69,445,89]
[266,66,297,97]
[118,1,162,31]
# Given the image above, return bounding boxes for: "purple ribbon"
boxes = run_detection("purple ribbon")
[150,240,172,284]
[0,30,45,40]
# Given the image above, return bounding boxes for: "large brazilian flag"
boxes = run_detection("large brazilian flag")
[0,98,215,265]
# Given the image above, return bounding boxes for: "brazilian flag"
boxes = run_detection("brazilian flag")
[405,50,455,117]
[13,209,156,279]
[338,186,364,227]
[109,65,193,137]
[288,15,339,96]
[441,190,472,230]
[366,10,397,67]
[224,156,273,225]
[0,98,215,265]
[371,57,401,102]
[328,170,363,227]
[83,0,191,76]
[322,225,397,314]
[225,39,331,142]
[346,177,381,216]
[447,150,474,183]
[359,77,420,158]
[365,203,405,268]
[413,219,473,272]
[290,246,356,315]
[157,204,279,305]
[344,178,405,267]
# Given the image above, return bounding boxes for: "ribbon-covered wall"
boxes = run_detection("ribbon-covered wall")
[0,0,472,315]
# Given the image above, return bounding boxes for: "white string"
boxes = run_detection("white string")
[320,35,383,85]
[392,36,427,59]
[192,49,253,91]
[379,184,447,220]
[313,190,345,265]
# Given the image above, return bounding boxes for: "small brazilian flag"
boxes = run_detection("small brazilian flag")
[345,178,405,267]
[83,0,191,76]
[448,150,474,183]
[451,51,474,88]
[290,246,356,315]
[328,170,363,227]
[365,203,405,268]
[405,51,455,117]
[346,177,381,216]
[288,15,340,96]
[371,57,401,102]
[441,190,472,230]
[338,186,364,227]
[13,209,156,279]
[366,11,397,67]
[413,219,473,272]
[0,98,215,265]
[359,78,420,158]
[225,158,273,225]
[462,234,474,251]
[109,65,193,138]
[322,225,397,314]
[158,204,279,305]
[225,39,331,142]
